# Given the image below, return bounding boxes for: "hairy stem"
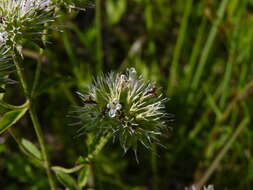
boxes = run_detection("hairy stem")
[31,48,43,97]
[12,51,56,190]
[86,133,112,162]
[29,105,56,190]
[12,53,29,98]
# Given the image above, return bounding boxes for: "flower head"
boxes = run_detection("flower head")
[75,68,169,153]
[185,185,214,190]
[0,0,56,52]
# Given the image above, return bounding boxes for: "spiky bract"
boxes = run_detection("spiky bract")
[75,68,168,152]
[0,0,56,53]
[0,47,15,85]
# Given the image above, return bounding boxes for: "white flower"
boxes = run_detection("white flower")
[107,99,122,118]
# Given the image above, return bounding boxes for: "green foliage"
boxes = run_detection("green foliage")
[55,170,81,190]
[1,0,253,189]
[21,138,42,160]
[0,107,28,134]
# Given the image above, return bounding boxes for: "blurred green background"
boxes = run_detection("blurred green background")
[1,0,253,189]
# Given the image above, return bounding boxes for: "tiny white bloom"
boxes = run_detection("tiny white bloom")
[107,99,122,118]
[0,31,8,46]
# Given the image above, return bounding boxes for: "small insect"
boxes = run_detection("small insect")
[68,1,95,12]
[83,96,98,105]
[0,16,3,24]
[144,87,158,97]
[118,111,125,121]
[100,106,109,118]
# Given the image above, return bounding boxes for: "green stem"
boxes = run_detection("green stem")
[168,0,193,95]
[219,1,247,109]
[185,18,207,88]
[86,133,112,162]
[151,144,158,190]
[191,0,228,90]
[12,51,56,190]
[31,48,43,97]
[95,0,103,72]
[29,105,56,190]
[12,53,29,98]
[195,118,249,189]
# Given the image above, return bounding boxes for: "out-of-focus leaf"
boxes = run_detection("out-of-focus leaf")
[106,0,126,25]
[0,107,28,134]
[78,166,89,188]
[52,165,84,174]
[0,87,5,93]
[35,76,70,96]
[21,138,42,160]
[0,100,29,110]
[55,170,80,190]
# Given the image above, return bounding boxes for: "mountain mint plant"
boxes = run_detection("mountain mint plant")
[0,0,56,54]
[76,68,168,153]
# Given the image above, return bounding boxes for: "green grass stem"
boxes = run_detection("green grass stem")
[195,118,249,189]
[95,0,103,72]
[168,0,193,95]
[191,0,228,90]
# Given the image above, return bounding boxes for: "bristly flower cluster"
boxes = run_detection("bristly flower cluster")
[185,185,214,190]
[0,0,56,54]
[74,68,169,153]
[0,44,15,85]
[57,0,94,12]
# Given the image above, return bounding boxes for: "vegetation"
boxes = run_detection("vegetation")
[0,0,253,189]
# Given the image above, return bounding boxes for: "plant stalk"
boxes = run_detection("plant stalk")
[168,0,193,95]
[195,118,249,189]
[12,51,56,190]
[31,48,43,97]
[95,0,103,72]
[29,105,56,190]
[12,53,29,98]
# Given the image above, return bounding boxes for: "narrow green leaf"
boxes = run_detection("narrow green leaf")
[52,165,84,174]
[192,0,229,90]
[0,107,28,134]
[0,100,29,110]
[55,170,80,190]
[21,138,42,160]
[78,166,90,188]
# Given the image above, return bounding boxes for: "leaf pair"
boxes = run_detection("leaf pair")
[0,102,28,134]
[53,165,90,190]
